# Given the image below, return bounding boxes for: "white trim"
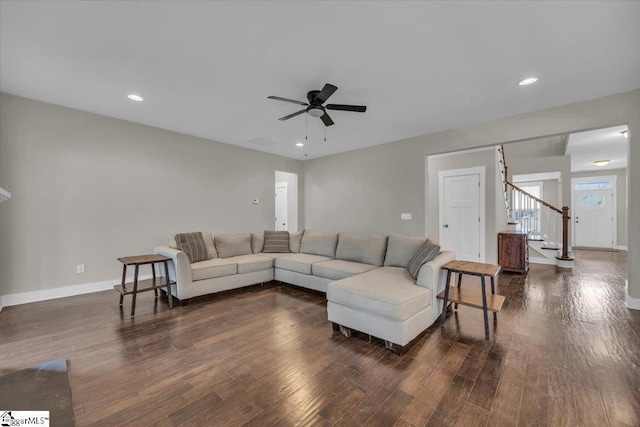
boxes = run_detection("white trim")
[529,256,557,266]
[1,274,152,307]
[625,280,640,311]
[437,166,486,263]
[428,146,495,159]
[571,174,617,249]
[615,245,628,251]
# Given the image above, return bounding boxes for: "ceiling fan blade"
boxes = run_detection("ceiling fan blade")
[315,84,338,104]
[320,112,334,126]
[268,96,308,106]
[278,110,307,121]
[326,104,367,112]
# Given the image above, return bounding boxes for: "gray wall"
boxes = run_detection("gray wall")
[303,89,640,297]
[0,93,302,295]
[572,168,627,246]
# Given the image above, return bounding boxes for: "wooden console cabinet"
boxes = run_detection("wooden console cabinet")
[498,231,528,274]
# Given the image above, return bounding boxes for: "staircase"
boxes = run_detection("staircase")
[497,146,574,268]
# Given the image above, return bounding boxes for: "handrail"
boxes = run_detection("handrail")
[505,181,563,214]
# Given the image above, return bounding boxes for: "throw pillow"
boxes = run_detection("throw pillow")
[251,233,265,253]
[406,239,441,279]
[175,232,208,263]
[289,230,304,253]
[263,230,290,253]
[214,233,252,258]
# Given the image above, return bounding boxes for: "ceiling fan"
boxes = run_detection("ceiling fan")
[268,83,366,126]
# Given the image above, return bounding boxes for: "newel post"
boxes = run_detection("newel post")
[561,206,570,259]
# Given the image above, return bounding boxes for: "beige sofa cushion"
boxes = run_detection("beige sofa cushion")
[226,254,273,274]
[275,253,332,275]
[191,258,237,281]
[312,260,378,281]
[251,233,264,253]
[336,233,388,266]
[300,230,338,258]
[215,233,252,258]
[169,232,217,259]
[327,267,431,322]
[289,230,304,253]
[383,234,427,268]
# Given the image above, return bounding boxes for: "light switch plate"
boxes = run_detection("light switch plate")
[401,213,412,220]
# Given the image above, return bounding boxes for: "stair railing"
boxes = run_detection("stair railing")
[497,145,572,261]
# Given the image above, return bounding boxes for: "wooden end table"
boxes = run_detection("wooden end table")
[114,254,175,317]
[437,260,505,340]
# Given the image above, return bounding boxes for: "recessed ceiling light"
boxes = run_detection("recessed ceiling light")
[621,130,628,138]
[593,160,610,167]
[127,94,143,101]
[296,142,304,147]
[518,77,538,86]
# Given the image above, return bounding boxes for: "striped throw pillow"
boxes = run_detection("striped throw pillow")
[175,232,208,263]
[406,239,441,279]
[263,230,290,253]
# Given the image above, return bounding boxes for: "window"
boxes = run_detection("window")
[575,181,611,190]
[581,194,605,207]
[514,182,543,233]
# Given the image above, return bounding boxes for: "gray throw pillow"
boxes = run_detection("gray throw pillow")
[406,239,441,279]
[175,232,208,263]
[263,230,290,253]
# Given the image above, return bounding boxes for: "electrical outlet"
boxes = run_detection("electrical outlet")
[76,264,85,274]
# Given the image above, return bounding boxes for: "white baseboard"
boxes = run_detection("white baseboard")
[1,274,152,308]
[615,245,628,251]
[528,256,556,266]
[625,280,640,311]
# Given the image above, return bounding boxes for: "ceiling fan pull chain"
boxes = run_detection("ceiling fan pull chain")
[324,125,327,142]
[305,114,308,140]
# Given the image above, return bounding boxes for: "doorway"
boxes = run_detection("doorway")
[274,171,298,232]
[572,176,616,249]
[438,167,485,262]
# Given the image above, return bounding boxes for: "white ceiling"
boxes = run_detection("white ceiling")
[1,1,639,160]
[566,125,629,172]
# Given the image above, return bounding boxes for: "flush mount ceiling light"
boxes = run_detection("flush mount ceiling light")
[518,77,538,86]
[296,142,304,147]
[621,130,628,138]
[127,94,143,101]
[593,160,610,167]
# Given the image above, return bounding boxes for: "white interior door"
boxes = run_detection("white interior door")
[275,182,288,231]
[441,173,481,261]
[574,188,613,248]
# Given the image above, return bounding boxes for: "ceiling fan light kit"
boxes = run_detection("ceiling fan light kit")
[268,83,367,127]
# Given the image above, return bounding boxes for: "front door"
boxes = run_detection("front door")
[574,188,614,248]
[275,182,288,231]
[441,173,481,262]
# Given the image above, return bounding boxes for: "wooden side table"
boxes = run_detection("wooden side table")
[437,260,505,340]
[114,254,175,317]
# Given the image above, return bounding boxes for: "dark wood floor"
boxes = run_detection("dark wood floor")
[1,250,638,426]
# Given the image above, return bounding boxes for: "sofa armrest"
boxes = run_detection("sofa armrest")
[416,250,456,291]
[154,246,193,300]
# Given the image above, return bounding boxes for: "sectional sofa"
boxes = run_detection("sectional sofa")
[155,230,455,354]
